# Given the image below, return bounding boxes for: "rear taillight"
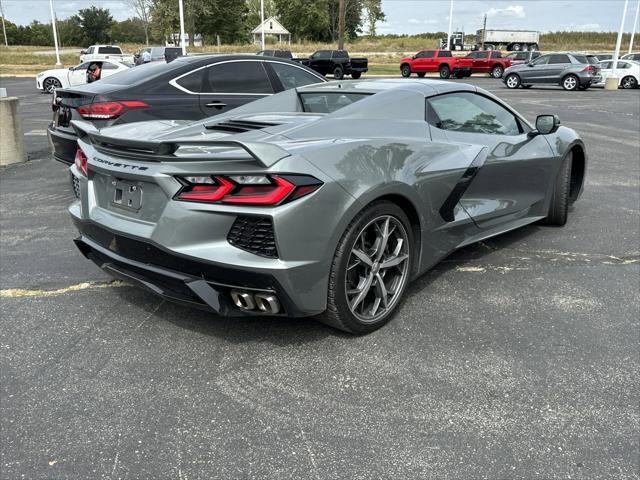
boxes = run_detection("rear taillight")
[582,65,595,72]
[175,174,322,206]
[76,100,149,119]
[74,145,88,177]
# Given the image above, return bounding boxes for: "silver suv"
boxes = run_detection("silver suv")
[503,52,601,90]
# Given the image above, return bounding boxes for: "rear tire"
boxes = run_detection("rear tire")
[333,65,344,80]
[439,65,451,79]
[562,74,579,91]
[621,75,637,89]
[351,71,361,79]
[491,65,504,78]
[319,201,414,334]
[401,64,411,77]
[542,152,572,226]
[505,73,521,89]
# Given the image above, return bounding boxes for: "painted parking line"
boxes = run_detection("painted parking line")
[0,280,128,298]
[24,129,48,136]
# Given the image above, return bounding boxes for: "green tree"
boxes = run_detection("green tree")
[196,0,248,44]
[149,0,179,45]
[109,18,147,43]
[273,0,331,42]
[58,15,85,46]
[77,6,114,45]
[246,0,276,29]
[362,0,384,36]
[28,21,53,45]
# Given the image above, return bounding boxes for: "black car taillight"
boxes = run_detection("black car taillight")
[76,100,149,119]
[174,174,322,206]
[74,144,88,177]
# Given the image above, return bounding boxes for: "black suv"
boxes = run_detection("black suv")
[299,50,368,80]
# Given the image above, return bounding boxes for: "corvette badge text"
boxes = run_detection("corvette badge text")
[93,157,149,171]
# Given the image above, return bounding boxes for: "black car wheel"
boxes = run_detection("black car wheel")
[439,65,451,79]
[541,152,572,226]
[43,77,62,94]
[401,64,411,77]
[417,72,425,78]
[621,75,638,89]
[333,65,344,80]
[491,65,504,78]
[562,74,579,91]
[321,201,413,334]
[505,73,521,89]
[351,71,362,79]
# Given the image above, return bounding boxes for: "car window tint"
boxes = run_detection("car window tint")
[417,51,435,58]
[206,61,273,94]
[333,50,348,58]
[299,92,369,113]
[314,51,331,59]
[549,54,571,64]
[102,62,118,70]
[438,51,452,57]
[532,55,550,65]
[85,47,94,54]
[175,68,204,92]
[600,61,612,69]
[491,51,502,58]
[101,60,175,84]
[75,62,91,70]
[270,62,322,89]
[570,54,588,64]
[618,62,631,69]
[428,92,521,136]
[98,47,121,54]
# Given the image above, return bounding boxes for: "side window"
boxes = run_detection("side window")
[549,54,571,64]
[333,50,348,59]
[314,51,331,59]
[270,62,322,89]
[618,62,631,69]
[427,92,521,136]
[98,47,122,55]
[491,51,502,58]
[75,62,91,71]
[175,68,205,93]
[438,51,452,57]
[600,61,612,69]
[102,62,118,70]
[532,55,550,65]
[206,61,273,94]
[85,47,94,54]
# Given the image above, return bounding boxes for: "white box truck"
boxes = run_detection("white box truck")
[476,30,540,51]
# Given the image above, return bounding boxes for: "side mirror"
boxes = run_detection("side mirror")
[534,114,561,135]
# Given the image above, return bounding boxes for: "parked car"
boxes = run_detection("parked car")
[134,46,183,65]
[595,53,613,61]
[48,55,326,165]
[256,49,293,59]
[69,79,586,333]
[503,52,601,90]
[36,60,132,93]
[594,59,640,89]
[464,50,512,78]
[80,45,134,63]
[400,49,473,79]
[297,50,368,79]
[622,52,640,61]
[505,50,541,65]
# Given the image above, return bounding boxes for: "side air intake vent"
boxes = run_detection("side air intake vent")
[205,119,280,133]
[227,216,278,258]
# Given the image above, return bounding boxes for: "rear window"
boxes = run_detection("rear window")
[299,92,369,113]
[100,61,176,85]
[572,55,589,64]
[98,46,122,54]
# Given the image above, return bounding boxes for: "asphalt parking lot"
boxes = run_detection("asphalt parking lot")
[1,76,639,479]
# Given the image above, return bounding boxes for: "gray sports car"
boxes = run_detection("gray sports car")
[69,79,586,334]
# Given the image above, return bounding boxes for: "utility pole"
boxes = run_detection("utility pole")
[446,0,453,50]
[178,0,186,55]
[338,0,345,49]
[630,0,640,54]
[49,0,61,67]
[481,13,487,50]
[260,0,265,50]
[0,0,8,47]
[612,0,629,77]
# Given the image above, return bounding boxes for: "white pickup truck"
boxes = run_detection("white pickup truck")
[79,45,134,63]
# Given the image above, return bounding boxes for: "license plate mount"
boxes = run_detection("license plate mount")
[111,179,143,211]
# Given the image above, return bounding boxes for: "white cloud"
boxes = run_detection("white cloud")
[407,18,440,25]
[486,5,526,19]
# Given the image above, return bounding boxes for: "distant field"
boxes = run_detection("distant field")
[0,31,634,76]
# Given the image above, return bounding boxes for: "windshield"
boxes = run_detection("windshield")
[299,92,370,113]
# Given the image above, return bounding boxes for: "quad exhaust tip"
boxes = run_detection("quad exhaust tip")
[230,290,281,314]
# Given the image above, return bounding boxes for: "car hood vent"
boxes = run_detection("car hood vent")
[205,119,281,133]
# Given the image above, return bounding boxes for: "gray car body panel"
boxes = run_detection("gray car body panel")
[69,79,586,316]
[503,52,600,86]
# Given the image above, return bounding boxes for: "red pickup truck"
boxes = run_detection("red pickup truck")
[465,50,512,78]
[400,50,472,79]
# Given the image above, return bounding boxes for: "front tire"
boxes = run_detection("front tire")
[562,74,579,91]
[401,64,411,77]
[439,65,451,79]
[621,75,637,89]
[491,65,504,78]
[542,152,572,226]
[43,77,62,94]
[505,73,521,89]
[320,201,413,334]
[333,65,344,80]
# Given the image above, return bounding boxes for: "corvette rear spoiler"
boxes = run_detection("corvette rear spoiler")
[71,120,290,168]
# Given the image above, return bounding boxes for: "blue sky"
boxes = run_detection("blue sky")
[1,0,637,33]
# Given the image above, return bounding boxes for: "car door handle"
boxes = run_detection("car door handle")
[205,102,226,109]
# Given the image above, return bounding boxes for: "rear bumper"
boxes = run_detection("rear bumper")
[47,123,77,165]
[72,221,316,317]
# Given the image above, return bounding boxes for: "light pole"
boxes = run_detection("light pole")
[446,0,454,50]
[260,0,265,50]
[0,0,8,47]
[630,0,640,54]
[178,0,186,55]
[49,0,61,67]
[612,0,629,80]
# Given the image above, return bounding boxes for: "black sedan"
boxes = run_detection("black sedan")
[48,55,326,165]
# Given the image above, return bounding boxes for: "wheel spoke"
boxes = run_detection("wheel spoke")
[375,273,388,308]
[348,273,374,310]
[380,253,409,270]
[351,248,373,267]
[375,217,391,261]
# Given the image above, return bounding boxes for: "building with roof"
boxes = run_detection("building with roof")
[252,17,291,45]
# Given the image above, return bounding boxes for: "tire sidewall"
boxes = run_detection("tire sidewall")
[328,201,414,333]
[401,65,411,77]
[334,66,344,80]
[439,65,450,78]
[505,73,520,88]
[492,66,503,78]
[563,74,578,90]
